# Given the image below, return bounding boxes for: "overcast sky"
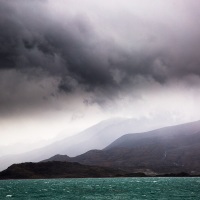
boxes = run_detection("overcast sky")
[1,0,200,148]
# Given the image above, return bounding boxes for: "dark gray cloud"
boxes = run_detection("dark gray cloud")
[1,0,200,115]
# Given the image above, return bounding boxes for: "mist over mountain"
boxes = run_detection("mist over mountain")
[0,117,169,171]
[44,120,200,175]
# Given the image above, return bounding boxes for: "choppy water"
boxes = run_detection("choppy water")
[0,177,200,199]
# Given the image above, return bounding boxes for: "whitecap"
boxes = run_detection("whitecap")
[6,195,12,198]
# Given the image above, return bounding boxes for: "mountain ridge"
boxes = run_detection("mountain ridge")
[0,117,172,171]
[43,120,200,175]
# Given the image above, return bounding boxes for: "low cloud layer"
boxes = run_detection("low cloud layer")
[1,0,200,120]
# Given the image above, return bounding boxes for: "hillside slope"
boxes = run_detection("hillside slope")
[0,117,166,171]
[45,120,200,174]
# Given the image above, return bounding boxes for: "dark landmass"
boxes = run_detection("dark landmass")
[43,121,200,175]
[0,161,199,179]
[0,161,132,179]
[156,172,191,177]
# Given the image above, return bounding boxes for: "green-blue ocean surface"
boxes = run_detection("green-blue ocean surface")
[0,177,200,199]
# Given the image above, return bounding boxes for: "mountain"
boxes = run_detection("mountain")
[44,120,200,175]
[0,117,169,171]
[0,161,130,179]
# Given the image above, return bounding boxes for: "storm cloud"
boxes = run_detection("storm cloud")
[1,0,200,116]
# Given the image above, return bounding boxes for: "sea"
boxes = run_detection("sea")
[0,177,200,199]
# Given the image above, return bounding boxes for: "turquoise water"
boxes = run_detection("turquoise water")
[0,178,200,199]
